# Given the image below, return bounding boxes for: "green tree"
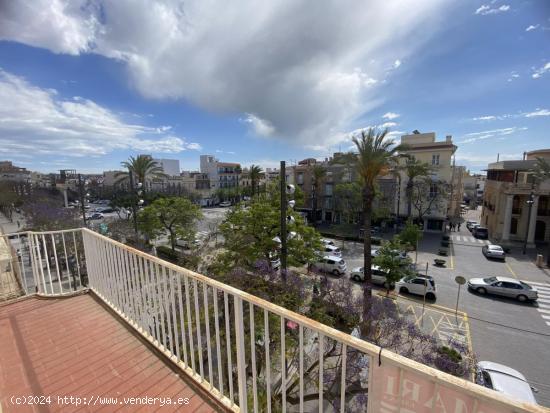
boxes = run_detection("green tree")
[402,159,433,218]
[373,238,413,295]
[249,164,263,197]
[138,197,202,251]
[350,127,406,327]
[115,155,167,188]
[397,219,423,250]
[214,192,322,272]
[334,182,362,224]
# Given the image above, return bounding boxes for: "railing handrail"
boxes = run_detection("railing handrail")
[80,228,546,413]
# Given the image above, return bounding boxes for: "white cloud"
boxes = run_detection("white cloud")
[393,60,402,69]
[455,152,518,169]
[458,126,527,144]
[241,113,275,137]
[532,62,550,79]
[0,70,200,158]
[523,109,550,117]
[382,112,400,120]
[475,4,510,15]
[381,122,398,128]
[472,115,497,121]
[525,24,539,32]
[0,0,452,148]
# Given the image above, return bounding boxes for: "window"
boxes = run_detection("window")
[429,183,438,198]
[325,183,333,196]
[297,173,304,184]
[510,217,518,234]
[432,154,440,165]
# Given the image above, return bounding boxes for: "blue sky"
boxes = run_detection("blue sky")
[0,0,548,174]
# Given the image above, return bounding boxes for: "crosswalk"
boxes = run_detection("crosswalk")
[529,281,550,328]
[451,235,490,245]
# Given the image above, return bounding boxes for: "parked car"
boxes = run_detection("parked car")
[320,244,342,257]
[469,223,480,233]
[468,276,538,302]
[466,220,478,230]
[219,201,232,207]
[372,247,408,262]
[476,361,538,405]
[312,256,347,276]
[396,275,436,300]
[321,238,335,246]
[86,212,104,220]
[482,244,506,261]
[473,226,489,239]
[176,238,201,249]
[349,265,395,288]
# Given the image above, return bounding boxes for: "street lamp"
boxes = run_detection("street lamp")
[523,191,535,255]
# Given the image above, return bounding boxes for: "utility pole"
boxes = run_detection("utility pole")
[78,174,87,227]
[280,161,287,282]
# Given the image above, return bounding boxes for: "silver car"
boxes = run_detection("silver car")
[468,276,538,302]
[476,361,538,405]
[349,265,394,288]
[482,244,505,261]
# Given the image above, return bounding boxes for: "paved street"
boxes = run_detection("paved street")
[325,210,550,407]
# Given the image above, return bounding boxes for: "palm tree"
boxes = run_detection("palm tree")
[115,155,166,189]
[352,128,406,327]
[402,159,434,218]
[311,164,326,223]
[249,164,263,197]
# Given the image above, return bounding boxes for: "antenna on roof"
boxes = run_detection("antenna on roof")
[413,129,420,134]
[497,153,500,162]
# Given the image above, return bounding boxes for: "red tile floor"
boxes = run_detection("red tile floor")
[0,294,226,412]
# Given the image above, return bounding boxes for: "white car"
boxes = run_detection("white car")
[312,256,347,276]
[320,244,342,257]
[396,275,436,300]
[476,361,538,405]
[219,201,232,207]
[349,265,394,288]
[321,238,335,246]
[482,244,505,261]
[176,238,201,249]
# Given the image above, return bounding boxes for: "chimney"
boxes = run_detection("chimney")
[446,135,452,142]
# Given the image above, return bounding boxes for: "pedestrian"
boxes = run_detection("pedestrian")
[16,220,20,228]
[458,222,462,231]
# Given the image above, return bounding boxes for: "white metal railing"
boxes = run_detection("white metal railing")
[0,229,86,298]
[2,228,545,412]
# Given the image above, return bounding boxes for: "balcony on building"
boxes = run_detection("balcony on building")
[0,228,545,412]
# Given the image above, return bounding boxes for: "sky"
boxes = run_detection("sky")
[0,0,549,174]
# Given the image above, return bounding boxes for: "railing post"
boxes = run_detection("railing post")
[234,296,248,413]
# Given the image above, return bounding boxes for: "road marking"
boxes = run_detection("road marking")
[539,303,550,309]
[538,298,550,304]
[538,308,550,314]
[535,286,550,293]
[526,281,550,287]
[541,314,550,320]
[504,263,518,279]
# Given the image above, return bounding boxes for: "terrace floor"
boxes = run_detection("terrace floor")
[0,294,226,412]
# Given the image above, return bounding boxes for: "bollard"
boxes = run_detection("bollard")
[535,254,544,268]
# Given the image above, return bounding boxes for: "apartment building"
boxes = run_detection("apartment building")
[200,155,241,189]
[152,158,180,176]
[0,161,31,183]
[395,132,461,232]
[481,149,550,246]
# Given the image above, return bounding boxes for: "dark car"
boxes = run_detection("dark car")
[473,227,488,239]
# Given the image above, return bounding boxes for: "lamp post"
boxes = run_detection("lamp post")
[523,191,535,255]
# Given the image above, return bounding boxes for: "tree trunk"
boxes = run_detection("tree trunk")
[406,178,413,218]
[361,185,374,336]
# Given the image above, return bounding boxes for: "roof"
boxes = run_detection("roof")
[478,361,536,404]
[495,276,520,283]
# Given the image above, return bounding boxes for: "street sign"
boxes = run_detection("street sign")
[455,275,466,285]
[454,276,466,324]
